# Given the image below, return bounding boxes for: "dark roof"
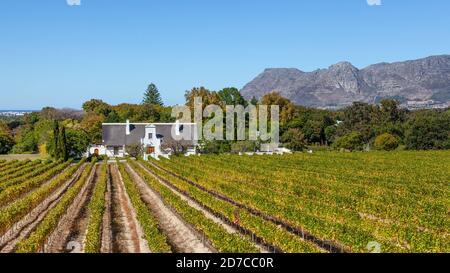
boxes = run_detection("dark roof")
[102,123,197,146]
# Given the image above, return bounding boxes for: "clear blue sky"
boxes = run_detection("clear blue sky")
[1,0,449,110]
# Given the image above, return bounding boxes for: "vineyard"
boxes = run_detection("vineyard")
[0,151,448,253]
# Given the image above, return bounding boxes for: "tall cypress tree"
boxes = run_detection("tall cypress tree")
[58,126,68,161]
[52,120,60,158]
[143,83,164,106]
[50,120,68,161]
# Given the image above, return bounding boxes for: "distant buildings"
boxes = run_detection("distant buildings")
[402,100,450,110]
[319,100,449,111]
[0,111,33,117]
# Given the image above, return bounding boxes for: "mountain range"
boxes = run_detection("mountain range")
[240,55,450,109]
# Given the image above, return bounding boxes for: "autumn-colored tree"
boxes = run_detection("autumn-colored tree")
[374,133,399,151]
[79,112,105,144]
[40,107,60,120]
[82,99,112,117]
[260,92,296,124]
[185,87,222,112]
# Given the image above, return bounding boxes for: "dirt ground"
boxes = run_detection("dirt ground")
[125,163,214,253]
[110,164,150,253]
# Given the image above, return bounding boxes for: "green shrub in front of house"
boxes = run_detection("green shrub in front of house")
[374,133,399,151]
[333,131,365,151]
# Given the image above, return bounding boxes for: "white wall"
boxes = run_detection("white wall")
[88,145,107,156]
[88,145,125,158]
[142,125,163,160]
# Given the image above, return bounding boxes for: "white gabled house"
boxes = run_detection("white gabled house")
[88,120,198,159]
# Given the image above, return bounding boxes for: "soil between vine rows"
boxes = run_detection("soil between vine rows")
[125,163,214,253]
[110,163,150,253]
[0,163,87,253]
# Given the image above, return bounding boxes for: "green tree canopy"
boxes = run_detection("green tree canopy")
[281,128,307,151]
[218,87,247,106]
[0,133,14,154]
[405,110,450,150]
[143,83,164,106]
[66,129,89,158]
[47,121,68,160]
[11,127,37,154]
[82,99,112,116]
[374,133,399,151]
[333,131,365,151]
[58,126,68,161]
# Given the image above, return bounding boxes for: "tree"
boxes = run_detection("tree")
[33,119,54,148]
[82,99,112,116]
[342,102,374,128]
[378,99,406,124]
[66,129,90,158]
[324,125,337,145]
[40,107,60,120]
[0,121,10,135]
[0,133,14,154]
[339,102,377,143]
[143,83,163,106]
[139,104,161,122]
[302,119,324,144]
[261,92,296,124]
[374,133,399,151]
[126,144,144,158]
[47,121,69,160]
[113,103,141,121]
[24,112,40,125]
[79,112,105,144]
[58,126,68,161]
[404,110,450,150]
[105,110,121,123]
[218,87,247,106]
[281,128,307,151]
[52,121,60,158]
[333,131,365,151]
[250,96,259,105]
[156,105,176,123]
[260,92,291,107]
[185,87,222,111]
[11,127,38,154]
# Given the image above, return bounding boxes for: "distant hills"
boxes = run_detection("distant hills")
[240,55,450,109]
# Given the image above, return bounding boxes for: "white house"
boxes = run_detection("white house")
[88,120,198,159]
